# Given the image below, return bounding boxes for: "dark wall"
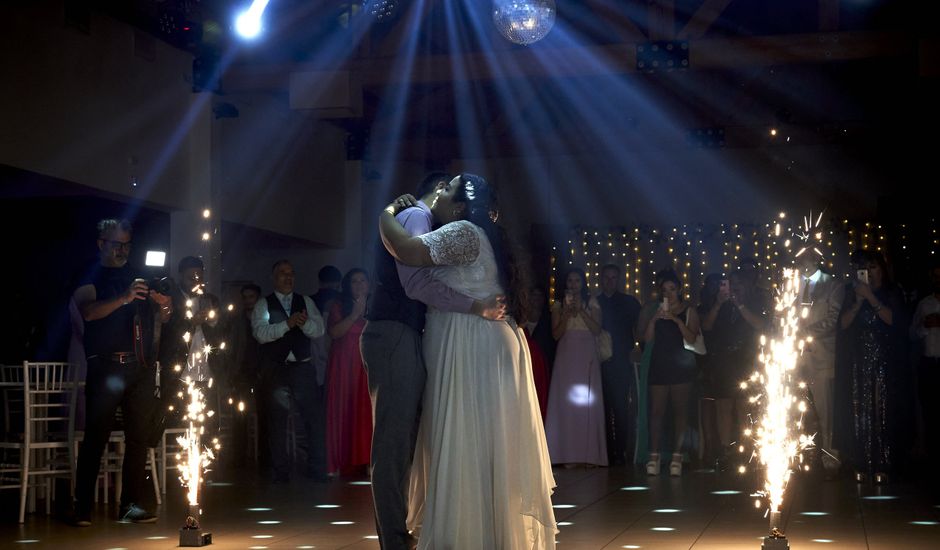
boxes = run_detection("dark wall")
[0,167,170,363]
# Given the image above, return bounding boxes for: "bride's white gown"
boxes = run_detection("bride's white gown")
[405,220,557,549]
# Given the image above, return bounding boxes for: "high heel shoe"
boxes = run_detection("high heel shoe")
[646,453,660,476]
[669,453,683,477]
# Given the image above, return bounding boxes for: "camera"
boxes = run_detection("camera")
[856,269,869,286]
[148,276,175,295]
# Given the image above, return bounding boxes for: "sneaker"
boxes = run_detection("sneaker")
[669,453,683,476]
[118,504,158,524]
[646,453,660,476]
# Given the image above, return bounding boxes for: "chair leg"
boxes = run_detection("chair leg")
[149,448,161,505]
[115,440,124,505]
[19,451,29,523]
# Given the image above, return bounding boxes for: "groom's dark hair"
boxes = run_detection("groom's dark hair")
[414,171,451,199]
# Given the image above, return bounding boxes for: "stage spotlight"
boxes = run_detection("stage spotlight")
[234,0,270,40]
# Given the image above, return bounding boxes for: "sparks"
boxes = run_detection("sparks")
[176,379,217,508]
[793,209,827,261]
[746,267,815,534]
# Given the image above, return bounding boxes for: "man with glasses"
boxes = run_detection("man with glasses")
[69,219,172,526]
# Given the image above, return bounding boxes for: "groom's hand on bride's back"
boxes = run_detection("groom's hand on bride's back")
[472,294,507,321]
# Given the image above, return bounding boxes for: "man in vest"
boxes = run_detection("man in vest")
[252,259,326,483]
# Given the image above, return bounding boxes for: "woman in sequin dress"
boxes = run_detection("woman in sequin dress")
[838,251,904,482]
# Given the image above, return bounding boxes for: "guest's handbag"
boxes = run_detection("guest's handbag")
[596,330,613,362]
[682,308,707,355]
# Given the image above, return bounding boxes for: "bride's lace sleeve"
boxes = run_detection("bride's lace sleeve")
[418,220,481,266]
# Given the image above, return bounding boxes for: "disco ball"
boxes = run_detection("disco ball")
[492,0,556,45]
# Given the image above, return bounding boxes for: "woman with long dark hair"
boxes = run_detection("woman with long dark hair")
[836,250,907,483]
[325,268,373,476]
[641,268,701,476]
[543,267,607,467]
[378,173,556,549]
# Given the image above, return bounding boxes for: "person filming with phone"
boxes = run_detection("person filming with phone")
[836,250,906,484]
[700,271,768,468]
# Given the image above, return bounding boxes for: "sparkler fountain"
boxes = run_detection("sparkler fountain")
[744,212,827,549]
[178,377,217,546]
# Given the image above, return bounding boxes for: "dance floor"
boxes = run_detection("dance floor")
[3,465,939,549]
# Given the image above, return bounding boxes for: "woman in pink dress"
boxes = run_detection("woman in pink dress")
[326,268,373,475]
[544,267,608,466]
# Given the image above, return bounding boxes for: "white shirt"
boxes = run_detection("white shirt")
[912,294,940,358]
[251,291,325,362]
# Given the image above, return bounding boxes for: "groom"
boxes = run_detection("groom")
[360,172,505,550]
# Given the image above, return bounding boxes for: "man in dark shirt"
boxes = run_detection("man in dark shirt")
[226,283,262,469]
[596,264,642,466]
[70,219,172,526]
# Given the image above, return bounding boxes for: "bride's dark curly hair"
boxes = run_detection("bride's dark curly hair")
[453,173,530,324]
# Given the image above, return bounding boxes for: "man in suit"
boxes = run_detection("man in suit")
[796,254,845,475]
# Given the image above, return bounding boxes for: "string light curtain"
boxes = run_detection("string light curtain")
[549,217,932,305]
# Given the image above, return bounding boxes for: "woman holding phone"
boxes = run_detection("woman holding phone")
[544,267,607,467]
[700,271,767,468]
[641,268,701,476]
[837,250,907,483]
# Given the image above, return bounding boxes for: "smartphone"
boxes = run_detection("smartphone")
[661,296,669,310]
[857,269,869,285]
[564,291,574,306]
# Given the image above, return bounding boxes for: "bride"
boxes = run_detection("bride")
[379,173,557,549]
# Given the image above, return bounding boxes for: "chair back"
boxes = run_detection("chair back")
[1,365,25,436]
[22,362,79,448]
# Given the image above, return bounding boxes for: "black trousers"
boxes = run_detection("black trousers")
[266,361,326,477]
[74,357,156,513]
[602,353,635,464]
[359,320,426,550]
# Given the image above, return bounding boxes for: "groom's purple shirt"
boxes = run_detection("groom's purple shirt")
[395,201,474,313]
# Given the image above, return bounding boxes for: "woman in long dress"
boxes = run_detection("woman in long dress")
[378,173,557,549]
[325,268,372,476]
[836,250,907,482]
[543,267,607,466]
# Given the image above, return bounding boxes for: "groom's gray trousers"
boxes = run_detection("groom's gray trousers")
[360,320,426,550]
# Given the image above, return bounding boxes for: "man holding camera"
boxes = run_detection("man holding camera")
[70,219,172,526]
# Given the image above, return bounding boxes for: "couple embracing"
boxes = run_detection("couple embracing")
[360,172,557,549]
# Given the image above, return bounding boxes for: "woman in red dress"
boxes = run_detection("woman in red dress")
[326,268,372,475]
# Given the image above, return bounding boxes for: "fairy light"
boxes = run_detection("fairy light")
[557,218,916,307]
[931,218,938,256]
